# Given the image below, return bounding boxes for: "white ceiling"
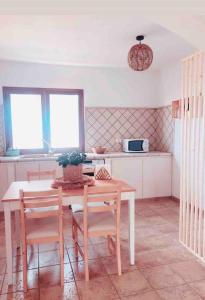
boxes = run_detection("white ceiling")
[0,14,195,70]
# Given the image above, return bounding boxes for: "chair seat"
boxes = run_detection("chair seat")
[73,211,116,232]
[71,204,84,213]
[71,202,107,213]
[26,217,59,240]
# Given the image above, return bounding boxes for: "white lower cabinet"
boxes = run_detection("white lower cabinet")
[39,161,63,177]
[106,158,143,199]
[0,163,15,208]
[106,155,171,199]
[0,155,172,207]
[142,157,171,198]
[15,161,39,181]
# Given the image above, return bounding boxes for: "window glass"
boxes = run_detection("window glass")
[10,94,43,149]
[49,94,79,148]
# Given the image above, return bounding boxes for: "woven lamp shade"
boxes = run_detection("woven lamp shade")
[128,43,153,71]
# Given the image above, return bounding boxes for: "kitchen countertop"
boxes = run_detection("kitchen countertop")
[0,151,171,163]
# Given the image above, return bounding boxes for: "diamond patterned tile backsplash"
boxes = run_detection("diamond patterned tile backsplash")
[155,106,173,152]
[85,106,173,153]
[0,104,173,155]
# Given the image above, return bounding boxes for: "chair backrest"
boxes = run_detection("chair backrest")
[27,170,56,181]
[83,185,121,233]
[20,188,63,239]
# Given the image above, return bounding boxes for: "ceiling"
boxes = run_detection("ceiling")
[0,14,195,70]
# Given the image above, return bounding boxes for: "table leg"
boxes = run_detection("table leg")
[128,193,135,265]
[15,210,20,248]
[4,203,13,284]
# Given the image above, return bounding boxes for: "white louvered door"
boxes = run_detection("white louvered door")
[180,51,205,259]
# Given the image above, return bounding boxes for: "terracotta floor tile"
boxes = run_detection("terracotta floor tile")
[2,269,38,294]
[101,250,138,275]
[121,291,161,300]
[110,270,151,297]
[0,258,6,275]
[39,250,61,267]
[141,265,185,289]
[93,242,113,258]
[135,227,159,238]
[0,274,4,292]
[39,265,61,288]
[71,258,107,280]
[76,276,118,300]
[136,233,178,252]
[0,289,39,300]
[0,246,6,259]
[38,242,59,252]
[162,214,179,225]
[135,209,157,217]
[189,279,205,298]
[152,223,178,235]
[136,249,168,269]
[156,284,202,300]
[40,282,79,300]
[169,260,205,283]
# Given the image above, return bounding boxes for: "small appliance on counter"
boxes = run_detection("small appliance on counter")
[91,146,107,154]
[122,138,149,153]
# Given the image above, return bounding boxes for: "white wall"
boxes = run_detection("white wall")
[158,61,181,107]
[0,60,159,107]
[158,60,181,198]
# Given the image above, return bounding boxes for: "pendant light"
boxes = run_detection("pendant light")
[128,35,153,71]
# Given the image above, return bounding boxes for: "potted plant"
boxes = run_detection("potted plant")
[57,151,86,182]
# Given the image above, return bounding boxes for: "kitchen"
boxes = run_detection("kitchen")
[0,4,205,300]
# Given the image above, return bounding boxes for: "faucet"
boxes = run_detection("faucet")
[42,138,55,155]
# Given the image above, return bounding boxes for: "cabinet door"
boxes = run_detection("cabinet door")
[39,160,63,178]
[142,157,171,198]
[15,161,39,181]
[107,158,142,199]
[0,163,15,209]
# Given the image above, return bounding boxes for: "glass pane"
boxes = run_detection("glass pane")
[50,94,79,148]
[10,94,43,149]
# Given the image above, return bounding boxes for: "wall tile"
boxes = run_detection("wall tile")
[155,106,173,153]
[85,107,158,152]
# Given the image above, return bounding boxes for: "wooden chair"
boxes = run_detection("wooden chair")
[20,188,64,290]
[72,185,122,281]
[27,170,56,181]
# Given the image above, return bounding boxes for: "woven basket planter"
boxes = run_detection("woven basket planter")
[63,164,83,182]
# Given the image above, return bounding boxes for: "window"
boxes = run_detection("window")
[3,87,84,153]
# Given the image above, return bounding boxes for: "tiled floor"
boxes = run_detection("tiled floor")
[0,197,205,299]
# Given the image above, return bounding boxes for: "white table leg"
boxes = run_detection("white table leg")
[15,210,20,248]
[4,203,13,285]
[128,192,135,265]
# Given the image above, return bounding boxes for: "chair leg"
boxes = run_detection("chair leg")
[73,221,78,258]
[22,244,28,291]
[84,235,89,281]
[72,217,75,241]
[60,238,64,286]
[116,234,122,276]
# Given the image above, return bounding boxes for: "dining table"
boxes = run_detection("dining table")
[1,177,136,285]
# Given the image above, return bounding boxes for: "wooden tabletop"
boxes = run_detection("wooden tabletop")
[1,178,135,202]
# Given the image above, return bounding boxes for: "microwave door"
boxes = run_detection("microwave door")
[128,140,144,152]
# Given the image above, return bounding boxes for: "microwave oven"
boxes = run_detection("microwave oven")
[122,139,149,153]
